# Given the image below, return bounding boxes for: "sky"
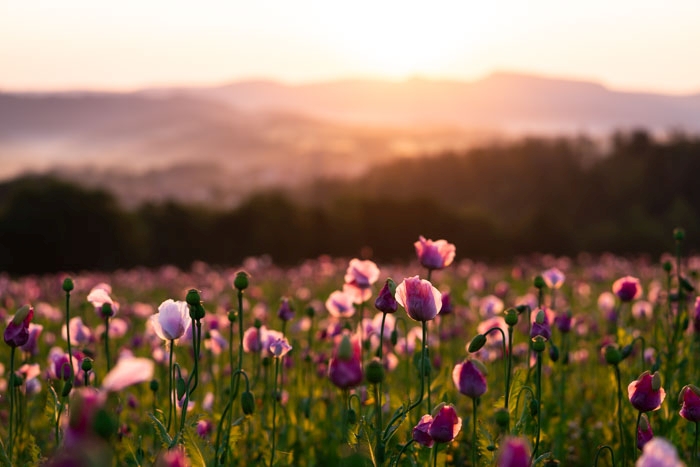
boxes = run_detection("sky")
[1,1,699,94]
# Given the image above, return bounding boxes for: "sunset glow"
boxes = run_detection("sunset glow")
[1,1,699,93]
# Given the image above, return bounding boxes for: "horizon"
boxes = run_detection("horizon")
[2,1,700,95]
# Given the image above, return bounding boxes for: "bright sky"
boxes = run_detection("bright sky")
[1,1,699,94]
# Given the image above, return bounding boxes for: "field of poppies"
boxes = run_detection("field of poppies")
[1,231,698,466]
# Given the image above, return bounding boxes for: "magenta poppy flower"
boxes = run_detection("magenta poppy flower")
[414,236,456,270]
[277,297,295,322]
[63,317,92,346]
[679,385,700,422]
[374,279,398,314]
[428,404,462,443]
[344,258,380,289]
[628,371,666,412]
[328,334,363,389]
[154,447,188,467]
[269,336,292,358]
[637,413,653,451]
[530,309,552,341]
[453,359,488,399]
[395,276,442,322]
[612,276,642,302]
[412,414,434,447]
[4,305,34,348]
[63,388,105,448]
[496,437,531,467]
[19,323,43,355]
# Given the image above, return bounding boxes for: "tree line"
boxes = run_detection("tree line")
[1,130,698,274]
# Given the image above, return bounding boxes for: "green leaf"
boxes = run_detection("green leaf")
[533,452,553,465]
[183,426,206,467]
[148,412,173,447]
[44,384,60,423]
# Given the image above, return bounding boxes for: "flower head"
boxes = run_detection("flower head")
[613,276,643,302]
[414,236,456,270]
[344,259,380,289]
[102,357,154,392]
[628,371,666,412]
[412,414,434,447]
[88,283,119,316]
[637,413,653,451]
[269,336,292,358]
[277,297,295,322]
[636,437,685,467]
[374,279,398,314]
[328,334,363,389]
[679,385,700,422]
[325,290,356,319]
[151,300,192,341]
[395,276,442,322]
[428,403,462,443]
[4,305,34,348]
[453,359,488,399]
[542,267,565,289]
[496,437,531,467]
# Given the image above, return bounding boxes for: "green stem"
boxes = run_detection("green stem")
[433,442,439,467]
[392,439,415,467]
[694,421,699,467]
[472,397,478,467]
[635,411,642,461]
[65,291,74,380]
[104,315,111,373]
[8,346,15,463]
[614,365,626,467]
[270,357,280,467]
[506,326,514,412]
[167,339,174,432]
[593,445,615,467]
[530,352,542,465]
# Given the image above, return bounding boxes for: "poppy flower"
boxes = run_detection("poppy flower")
[628,371,666,412]
[414,236,456,271]
[395,276,442,322]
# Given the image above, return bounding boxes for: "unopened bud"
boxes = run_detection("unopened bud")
[674,227,685,242]
[505,309,518,326]
[549,344,559,362]
[338,335,353,360]
[150,379,159,392]
[534,276,545,289]
[495,408,510,428]
[604,344,622,365]
[468,334,487,353]
[234,271,250,291]
[81,357,93,372]
[186,289,201,307]
[531,336,546,353]
[663,261,673,273]
[366,359,385,384]
[241,391,255,415]
[639,413,650,431]
[228,310,237,323]
[620,344,633,360]
[62,277,74,293]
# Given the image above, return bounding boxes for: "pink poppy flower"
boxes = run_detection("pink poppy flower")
[628,371,666,412]
[102,357,154,392]
[542,267,565,289]
[326,290,356,318]
[62,317,92,346]
[412,414,434,447]
[636,437,684,467]
[87,283,119,316]
[395,276,442,322]
[414,236,456,270]
[344,259,380,289]
[328,334,363,389]
[150,299,192,341]
[637,413,653,451]
[269,336,292,358]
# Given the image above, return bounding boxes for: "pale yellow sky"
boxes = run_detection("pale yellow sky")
[1,0,699,94]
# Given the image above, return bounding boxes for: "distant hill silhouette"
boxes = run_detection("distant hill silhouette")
[1,72,699,206]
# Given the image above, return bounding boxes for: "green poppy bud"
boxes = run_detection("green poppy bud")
[81,357,93,372]
[495,408,510,428]
[674,227,685,242]
[186,289,201,307]
[241,391,255,415]
[604,344,622,365]
[505,308,518,326]
[62,277,74,293]
[534,275,545,289]
[531,336,546,353]
[468,334,487,353]
[366,358,385,384]
[150,379,159,392]
[234,271,250,291]
[663,261,673,273]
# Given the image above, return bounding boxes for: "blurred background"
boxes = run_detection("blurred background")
[1,1,700,273]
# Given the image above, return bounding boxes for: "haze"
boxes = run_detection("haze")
[2,1,699,94]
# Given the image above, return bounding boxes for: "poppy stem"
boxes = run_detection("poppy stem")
[433,442,439,467]
[530,352,543,464]
[104,315,111,373]
[167,339,174,432]
[635,411,642,461]
[472,397,478,467]
[614,364,626,467]
[694,421,699,467]
[593,445,615,467]
[270,356,280,467]
[8,346,15,463]
[64,289,74,381]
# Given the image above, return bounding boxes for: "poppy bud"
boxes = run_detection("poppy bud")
[234,271,249,291]
[366,358,385,384]
[663,261,673,273]
[150,379,159,392]
[241,391,255,415]
[62,277,75,293]
[347,408,357,425]
[101,303,114,318]
[81,357,93,372]
[604,344,622,365]
[12,373,23,387]
[531,336,546,353]
[338,335,353,360]
[505,308,518,326]
[468,334,487,353]
[495,408,510,428]
[305,306,315,318]
[534,276,545,289]
[549,344,559,362]
[621,344,633,360]
[375,279,398,314]
[176,377,187,400]
[186,289,201,307]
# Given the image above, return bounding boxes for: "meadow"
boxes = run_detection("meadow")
[0,231,697,466]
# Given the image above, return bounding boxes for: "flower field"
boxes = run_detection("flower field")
[1,231,698,466]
